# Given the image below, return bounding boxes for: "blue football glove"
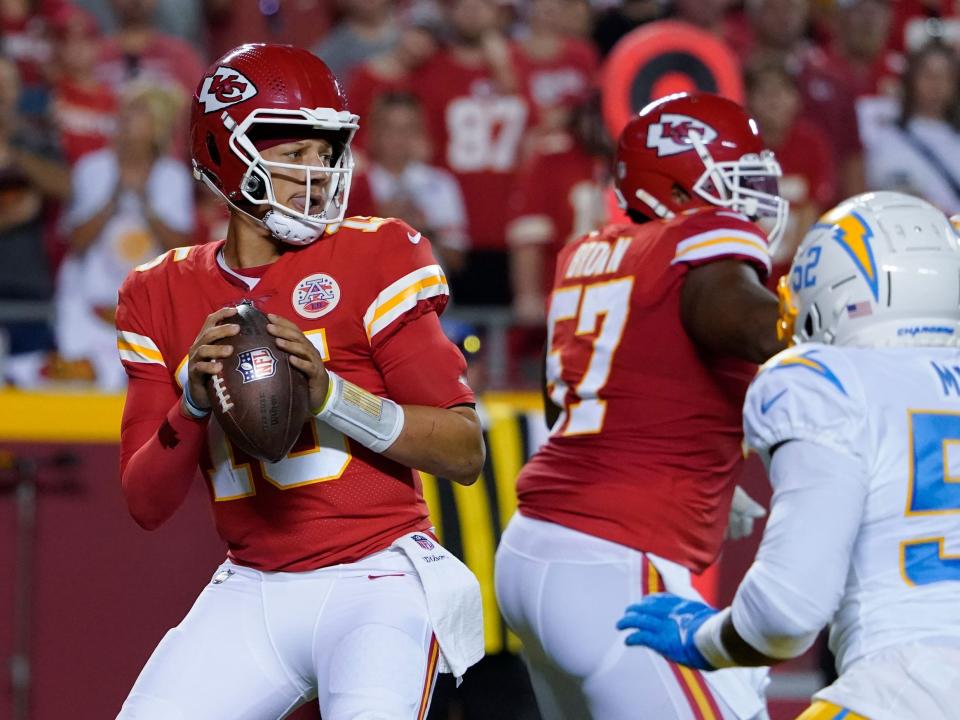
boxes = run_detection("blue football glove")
[616,592,718,670]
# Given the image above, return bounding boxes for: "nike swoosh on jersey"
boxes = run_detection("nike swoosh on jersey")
[407,231,421,245]
[760,388,789,414]
[367,573,406,580]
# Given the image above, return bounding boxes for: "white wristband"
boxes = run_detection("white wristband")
[181,384,210,419]
[315,371,404,454]
[694,607,737,669]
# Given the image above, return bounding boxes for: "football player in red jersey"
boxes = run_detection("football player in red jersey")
[494,93,788,719]
[114,44,485,719]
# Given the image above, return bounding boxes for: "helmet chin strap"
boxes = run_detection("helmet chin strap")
[263,209,326,246]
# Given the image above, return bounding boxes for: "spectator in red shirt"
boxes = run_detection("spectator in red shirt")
[203,0,333,61]
[505,94,612,384]
[512,0,598,140]
[95,0,204,97]
[745,59,836,285]
[415,0,528,306]
[349,92,469,273]
[826,0,903,99]
[0,0,64,91]
[345,7,441,156]
[507,93,611,326]
[48,5,117,165]
[741,0,865,203]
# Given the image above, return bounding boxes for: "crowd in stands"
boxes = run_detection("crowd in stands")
[1,0,960,389]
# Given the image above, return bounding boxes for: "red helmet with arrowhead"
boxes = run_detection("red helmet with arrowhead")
[191,43,359,245]
[614,93,788,246]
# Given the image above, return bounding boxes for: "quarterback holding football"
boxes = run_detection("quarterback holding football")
[115,44,485,719]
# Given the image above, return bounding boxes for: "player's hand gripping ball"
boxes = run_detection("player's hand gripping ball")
[206,301,310,462]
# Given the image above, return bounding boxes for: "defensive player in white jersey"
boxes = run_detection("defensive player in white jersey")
[617,191,960,720]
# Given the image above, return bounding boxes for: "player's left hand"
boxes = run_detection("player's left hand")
[726,485,767,540]
[266,313,329,410]
[617,593,717,670]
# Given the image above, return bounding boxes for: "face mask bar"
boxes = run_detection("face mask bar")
[225,107,359,231]
[688,133,789,253]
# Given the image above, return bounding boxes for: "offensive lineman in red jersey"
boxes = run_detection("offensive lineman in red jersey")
[495,93,787,719]
[114,44,485,719]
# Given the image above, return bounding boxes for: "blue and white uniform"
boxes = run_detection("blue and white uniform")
[739,343,960,719]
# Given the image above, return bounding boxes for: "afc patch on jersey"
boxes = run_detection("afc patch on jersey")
[292,273,341,319]
[198,67,258,113]
[237,347,277,383]
[646,113,718,156]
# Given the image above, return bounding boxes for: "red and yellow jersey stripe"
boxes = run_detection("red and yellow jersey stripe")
[116,329,165,366]
[362,264,449,342]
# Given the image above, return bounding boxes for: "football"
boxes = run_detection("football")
[206,301,310,463]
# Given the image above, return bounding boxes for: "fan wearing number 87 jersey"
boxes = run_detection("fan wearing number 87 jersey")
[495,93,787,720]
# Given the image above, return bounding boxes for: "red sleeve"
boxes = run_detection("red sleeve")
[120,376,209,530]
[373,312,474,408]
[363,218,450,347]
[116,267,207,530]
[667,208,772,281]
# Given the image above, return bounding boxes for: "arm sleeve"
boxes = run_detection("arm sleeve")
[744,345,868,459]
[668,208,772,280]
[119,375,209,530]
[363,219,451,346]
[373,309,475,408]
[115,264,206,529]
[730,439,868,659]
[116,271,168,382]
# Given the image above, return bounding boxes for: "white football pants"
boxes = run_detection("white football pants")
[117,547,439,720]
[495,512,769,720]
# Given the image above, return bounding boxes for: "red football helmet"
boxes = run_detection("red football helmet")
[191,44,359,245]
[613,93,788,246]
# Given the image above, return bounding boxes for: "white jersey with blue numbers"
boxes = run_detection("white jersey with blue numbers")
[744,343,960,674]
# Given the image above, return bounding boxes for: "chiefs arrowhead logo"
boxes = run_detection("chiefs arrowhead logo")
[198,67,258,113]
[646,113,718,157]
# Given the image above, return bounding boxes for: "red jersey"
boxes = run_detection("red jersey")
[797,47,863,172]
[51,80,117,165]
[773,117,837,211]
[345,64,411,153]
[512,38,598,127]
[415,50,530,251]
[506,132,607,298]
[516,208,771,573]
[95,34,205,97]
[116,217,474,571]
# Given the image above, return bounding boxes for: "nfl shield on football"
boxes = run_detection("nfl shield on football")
[207,301,310,462]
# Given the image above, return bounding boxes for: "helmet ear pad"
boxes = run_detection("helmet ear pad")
[241,173,267,201]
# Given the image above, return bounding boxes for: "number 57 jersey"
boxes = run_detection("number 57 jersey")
[517,207,773,573]
[744,343,960,673]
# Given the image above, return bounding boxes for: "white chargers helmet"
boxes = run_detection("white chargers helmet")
[778,191,960,348]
